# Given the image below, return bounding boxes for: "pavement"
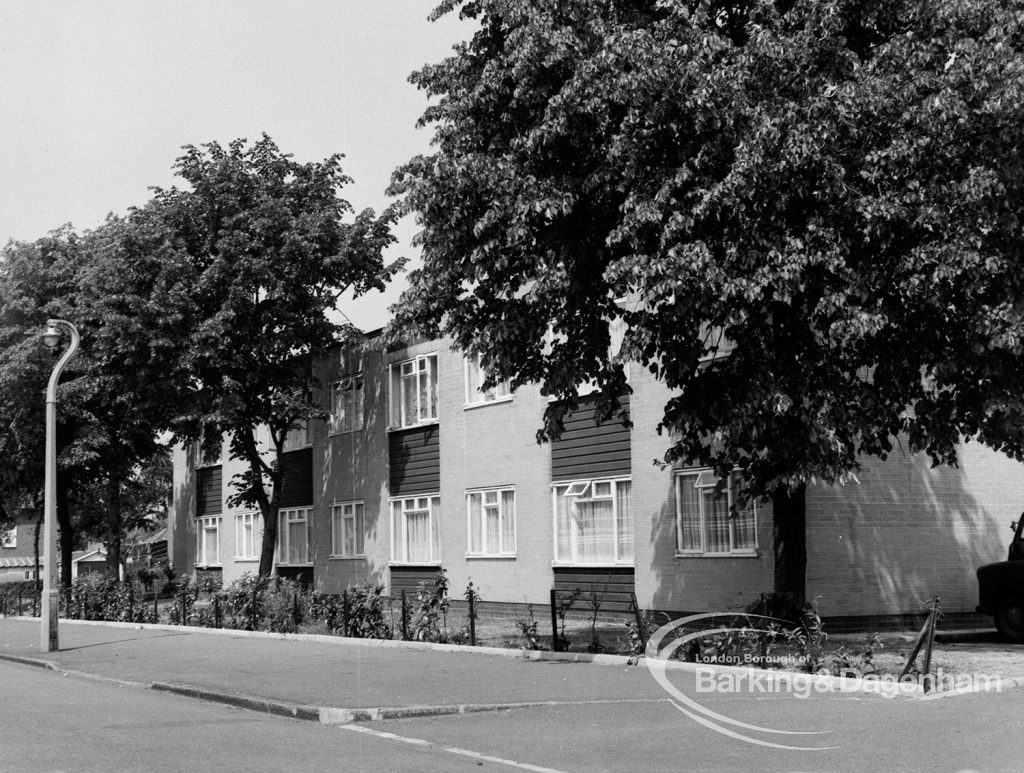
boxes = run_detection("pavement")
[1,616,1022,727]
[0,616,677,724]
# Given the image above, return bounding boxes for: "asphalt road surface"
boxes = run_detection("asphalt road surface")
[3,659,1022,772]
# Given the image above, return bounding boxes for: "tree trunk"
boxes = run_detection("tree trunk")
[772,483,807,604]
[33,511,43,591]
[257,504,279,578]
[57,478,74,589]
[105,478,122,579]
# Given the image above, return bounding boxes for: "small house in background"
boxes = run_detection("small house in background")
[72,546,111,580]
[0,512,42,584]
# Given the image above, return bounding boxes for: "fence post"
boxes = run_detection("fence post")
[153,591,159,622]
[629,592,648,653]
[213,596,221,629]
[342,590,350,637]
[179,589,187,626]
[32,588,38,618]
[128,582,134,621]
[401,590,409,641]
[292,592,300,629]
[18,586,23,616]
[467,584,477,647]
[550,588,560,652]
[250,585,258,630]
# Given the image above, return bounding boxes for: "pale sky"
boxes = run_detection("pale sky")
[0,1,473,330]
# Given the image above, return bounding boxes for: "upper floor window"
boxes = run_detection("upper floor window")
[553,478,633,565]
[467,488,516,556]
[1,527,16,549]
[390,354,438,428]
[282,419,312,452]
[464,355,511,407]
[676,470,757,556]
[330,374,364,434]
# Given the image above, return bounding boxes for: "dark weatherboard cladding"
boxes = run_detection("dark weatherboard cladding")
[280,449,314,508]
[389,425,440,495]
[196,465,222,516]
[551,394,631,482]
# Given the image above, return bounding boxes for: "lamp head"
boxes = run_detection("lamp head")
[42,323,61,350]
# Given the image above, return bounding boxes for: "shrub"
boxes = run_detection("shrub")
[345,582,391,639]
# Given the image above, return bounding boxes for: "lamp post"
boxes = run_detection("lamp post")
[41,318,79,652]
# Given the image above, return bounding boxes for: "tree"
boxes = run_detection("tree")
[389,0,1024,601]
[147,135,400,576]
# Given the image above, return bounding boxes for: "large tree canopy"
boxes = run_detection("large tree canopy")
[146,135,400,576]
[391,0,1024,598]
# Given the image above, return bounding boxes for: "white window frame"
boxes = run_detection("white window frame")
[675,469,758,557]
[276,507,313,565]
[330,374,365,434]
[331,501,365,558]
[195,516,221,567]
[466,487,517,557]
[235,512,259,561]
[282,419,313,452]
[552,477,633,566]
[389,494,441,565]
[464,355,511,408]
[390,354,439,429]
[1,527,16,548]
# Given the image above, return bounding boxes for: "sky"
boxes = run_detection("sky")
[0,1,474,330]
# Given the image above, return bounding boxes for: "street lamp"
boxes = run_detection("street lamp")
[41,318,79,652]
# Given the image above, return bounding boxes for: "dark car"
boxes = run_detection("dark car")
[977,514,1024,640]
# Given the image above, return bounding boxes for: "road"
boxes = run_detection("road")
[3,657,1023,772]
[0,662,514,773]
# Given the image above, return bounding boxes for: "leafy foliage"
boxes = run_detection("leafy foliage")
[141,135,401,575]
[390,0,1024,505]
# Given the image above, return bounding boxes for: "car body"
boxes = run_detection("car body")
[977,516,1024,640]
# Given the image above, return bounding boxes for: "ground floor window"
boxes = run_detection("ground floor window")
[467,487,516,556]
[196,516,221,566]
[235,512,259,560]
[390,495,440,564]
[553,478,633,564]
[676,470,757,555]
[331,501,365,558]
[277,507,312,565]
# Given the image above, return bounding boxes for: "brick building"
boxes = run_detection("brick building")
[168,334,1024,628]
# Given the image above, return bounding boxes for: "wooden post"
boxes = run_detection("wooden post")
[342,590,350,637]
[128,582,134,621]
[401,590,409,641]
[179,589,187,626]
[921,599,940,692]
[18,586,22,616]
[468,585,477,647]
[153,591,158,621]
[250,585,258,630]
[630,592,648,653]
[213,596,221,629]
[550,588,560,652]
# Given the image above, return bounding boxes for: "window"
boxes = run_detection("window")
[235,512,259,560]
[1,527,16,548]
[467,488,516,556]
[330,375,364,433]
[196,516,221,566]
[553,478,633,564]
[698,322,736,362]
[331,502,365,558]
[277,507,312,564]
[464,355,511,406]
[282,420,312,451]
[390,354,438,428]
[390,495,440,563]
[676,470,757,555]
